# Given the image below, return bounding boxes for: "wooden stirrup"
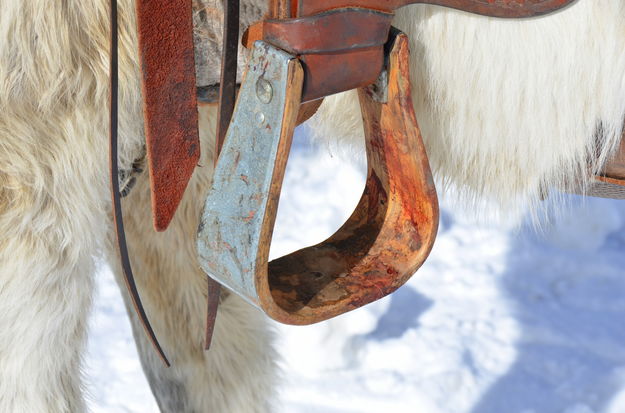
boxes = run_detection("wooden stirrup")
[197,31,438,324]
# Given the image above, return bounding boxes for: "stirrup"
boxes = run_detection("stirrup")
[197,30,438,324]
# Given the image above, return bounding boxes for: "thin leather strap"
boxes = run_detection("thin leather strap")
[204,278,221,350]
[110,0,170,367]
[215,0,240,154]
[205,0,241,351]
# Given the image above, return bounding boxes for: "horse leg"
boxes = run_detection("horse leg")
[0,117,109,412]
[108,105,277,412]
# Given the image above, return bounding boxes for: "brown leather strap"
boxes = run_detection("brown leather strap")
[110,0,169,366]
[135,0,201,232]
[215,0,240,155]
[204,278,221,350]
[294,0,575,18]
[204,0,243,351]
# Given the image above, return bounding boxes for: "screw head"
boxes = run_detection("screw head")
[256,78,273,104]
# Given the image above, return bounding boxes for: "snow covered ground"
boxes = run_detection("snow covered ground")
[86,127,625,413]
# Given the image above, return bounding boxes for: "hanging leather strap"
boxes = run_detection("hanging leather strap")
[204,0,242,351]
[215,0,240,155]
[110,0,170,366]
[135,0,201,232]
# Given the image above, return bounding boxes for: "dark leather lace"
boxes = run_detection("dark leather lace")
[109,0,169,366]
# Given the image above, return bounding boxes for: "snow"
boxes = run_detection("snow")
[86,127,625,413]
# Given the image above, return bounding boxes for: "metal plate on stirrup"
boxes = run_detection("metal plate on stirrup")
[197,42,303,305]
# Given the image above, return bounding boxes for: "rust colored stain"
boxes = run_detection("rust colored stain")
[136,0,200,231]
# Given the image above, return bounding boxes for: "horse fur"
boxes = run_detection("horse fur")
[312,1,625,218]
[0,0,624,411]
[0,1,275,411]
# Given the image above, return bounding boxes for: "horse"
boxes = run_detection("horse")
[1,0,624,411]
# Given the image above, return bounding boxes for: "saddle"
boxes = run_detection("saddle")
[108,0,577,364]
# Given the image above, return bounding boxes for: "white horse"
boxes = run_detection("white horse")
[1,0,624,411]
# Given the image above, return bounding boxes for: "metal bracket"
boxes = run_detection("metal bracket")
[197,41,303,306]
